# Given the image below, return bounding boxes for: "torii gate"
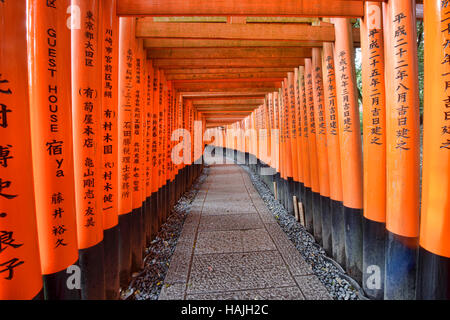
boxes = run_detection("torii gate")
[1,0,448,302]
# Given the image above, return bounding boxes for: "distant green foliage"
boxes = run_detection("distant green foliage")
[417,21,424,117]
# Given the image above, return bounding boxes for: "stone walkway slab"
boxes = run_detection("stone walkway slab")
[159,164,331,300]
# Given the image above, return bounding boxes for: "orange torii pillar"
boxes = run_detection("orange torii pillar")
[287,73,300,217]
[266,93,277,194]
[0,0,43,300]
[130,38,144,274]
[417,0,450,300]
[143,61,152,245]
[384,0,420,300]
[278,88,288,208]
[158,71,164,223]
[333,18,363,283]
[152,68,162,230]
[299,67,313,233]
[145,63,157,243]
[262,97,276,185]
[28,0,80,300]
[100,0,120,299]
[141,52,149,258]
[305,59,322,243]
[273,92,283,202]
[312,48,332,254]
[322,43,345,267]
[161,75,169,222]
[285,79,296,215]
[360,1,387,300]
[118,17,135,287]
[293,68,305,220]
[163,78,169,223]
[71,0,105,299]
[160,73,169,222]
[168,81,176,208]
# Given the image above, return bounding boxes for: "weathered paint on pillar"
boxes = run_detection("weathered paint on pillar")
[417,0,450,300]
[299,66,313,233]
[117,16,135,287]
[294,69,304,193]
[71,0,105,299]
[333,17,363,283]
[100,0,119,300]
[130,37,144,273]
[360,1,387,300]
[27,0,80,300]
[0,0,43,300]
[322,42,345,267]
[312,48,332,254]
[384,0,420,300]
[305,58,322,243]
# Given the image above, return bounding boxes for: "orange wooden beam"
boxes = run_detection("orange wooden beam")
[193,98,264,105]
[181,92,267,98]
[153,58,305,68]
[164,67,294,74]
[118,0,364,17]
[172,78,282,83]
[143,39,343,48]
[195,105,261,111]
[201,110,253,114]
[174,80,281,90]
[137,20,361,43]
[166,72,287,81]
[147,47,312,59]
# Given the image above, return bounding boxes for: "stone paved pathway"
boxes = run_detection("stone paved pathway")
[159,164,332,300]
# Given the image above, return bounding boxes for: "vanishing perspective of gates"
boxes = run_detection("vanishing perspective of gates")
[0,0,448,301]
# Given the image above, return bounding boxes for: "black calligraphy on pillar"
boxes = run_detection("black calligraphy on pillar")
[84,11,96,67]
[0,73,24,279]
[80,86,97,228]
[314,67,326,136]
[103,28,115,212]
[325,56,338,136]
[392,11,411,151]
[301,77,309,139]
[307,73,316,135]
[121,48,133,201]
[289,83,297,137]
[338,51,353,133]
[367,25,384,146]
[441,3,450,150]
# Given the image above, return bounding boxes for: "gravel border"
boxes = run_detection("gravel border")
[120,169,208,300]
[239,163,368,300]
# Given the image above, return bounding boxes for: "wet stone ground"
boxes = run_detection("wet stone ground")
[122,163,365,300]
[239,164,364,300]
[120,170,208,300]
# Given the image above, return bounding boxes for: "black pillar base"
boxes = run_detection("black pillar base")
[130,206,143,273]
[330,199,345,268]
[362,217,386,300]
[118,212,132,287]
[417,247,450,299]
[312,191,322,245]
[320,196,332,256]
[43,260,81,300]
[384,231,418,300]
[79,241,105,300]
[343,206,363,284]
[104,225,120,300]
[304,187,314,234]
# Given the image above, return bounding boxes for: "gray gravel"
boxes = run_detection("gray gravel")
[239,162,366,300]
[120,170,208,300]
